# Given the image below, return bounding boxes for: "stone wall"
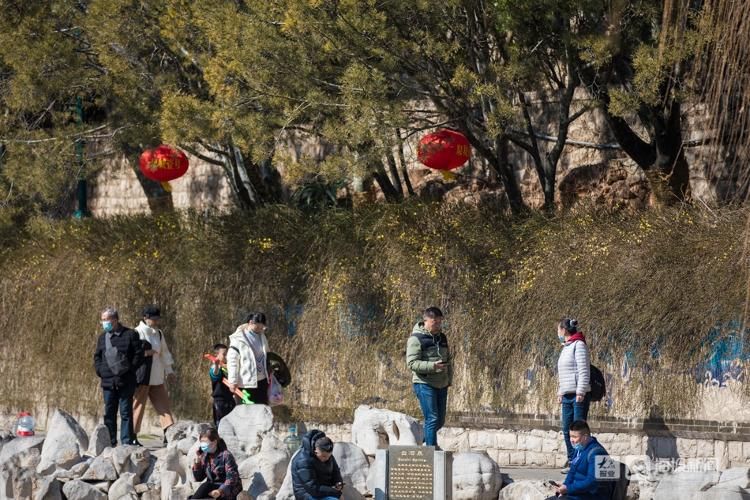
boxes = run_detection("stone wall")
[304,420,750,471]
[85,92,731,215]
[87,153,234,217]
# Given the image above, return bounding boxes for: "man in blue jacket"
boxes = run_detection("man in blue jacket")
[291,430,344,500]
[555,420,613,500]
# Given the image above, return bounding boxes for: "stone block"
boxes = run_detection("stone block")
[520,435,543,453]
[468,430,496,450]
[697,440,715,459]
[597,433,616,444]
[728,442,743,463]
[715,441,729,470]
[495,432,517,451]
[542,438,560,453]
[525,452,547,467]
[677,438,698,459]
[509,452,526,466]
[491,451,510,466]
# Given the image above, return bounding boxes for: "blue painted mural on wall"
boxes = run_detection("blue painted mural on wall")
[696,321,748,386]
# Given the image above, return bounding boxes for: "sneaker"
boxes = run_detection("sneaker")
[131,439,143,447]
[560,466,570,474]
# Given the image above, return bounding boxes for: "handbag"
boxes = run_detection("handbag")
[267,372,284,406]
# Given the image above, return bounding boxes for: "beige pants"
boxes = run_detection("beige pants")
[132,384,175,433]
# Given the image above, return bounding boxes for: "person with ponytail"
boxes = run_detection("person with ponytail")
[226,312,271,405]
[556,318,591,471]
[189,428,246,499]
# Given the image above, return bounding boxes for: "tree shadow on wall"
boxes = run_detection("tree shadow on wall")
[644,405,679,460]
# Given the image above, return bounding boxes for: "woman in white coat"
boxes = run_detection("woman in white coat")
[132,305,176,444]
[227,312,270,405]
[556,318,591,469]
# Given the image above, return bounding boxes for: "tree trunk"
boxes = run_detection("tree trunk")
[580,62,690,204]
[653,100,691,202]
[465,130,526,214]
[373,161,402,202]
[396,129,415,196]
[386,150,404,199]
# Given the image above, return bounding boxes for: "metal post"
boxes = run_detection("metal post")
[73,96,88,218]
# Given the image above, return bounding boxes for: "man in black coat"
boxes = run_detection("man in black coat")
[94,307,144,446]
[291,430,343,500]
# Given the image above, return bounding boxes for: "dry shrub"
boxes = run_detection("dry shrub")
[0,204,746,423]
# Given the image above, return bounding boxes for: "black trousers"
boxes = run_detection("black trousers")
[235,378,269,405]
[213,399,236,428]
[189,481,224,499]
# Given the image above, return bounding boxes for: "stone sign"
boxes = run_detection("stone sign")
[387,445,434,499]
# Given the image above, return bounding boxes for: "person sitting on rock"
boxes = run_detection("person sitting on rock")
[291,430,344,500]
[189,427,247,500]
[553,420,613,500]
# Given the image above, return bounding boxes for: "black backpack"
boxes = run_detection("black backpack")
[590,364,606,402]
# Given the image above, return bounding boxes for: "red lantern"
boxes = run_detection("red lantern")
[139,145,189,182]
[417,129,471,171]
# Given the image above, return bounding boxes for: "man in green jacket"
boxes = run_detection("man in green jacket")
[406,307,452,448]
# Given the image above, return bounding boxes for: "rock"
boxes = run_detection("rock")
[218,405,274,461]
[91,481,110,493]
[717,468,750,490]
[1,466,36,500]
[0,438,43,500]
[0,431,13,449]
[452,451,502,500]
[176,437,195,455]
[165,421,211,446]
[139,454,159,485]
[162,447,188,484]
[497,480,556,500]
[86,425,111,457]
[80,454,117,482]
[159,470,179,500]
[34,476,63,500]
[112,445,151,478]
[351,405,423,455]
[365,451,386,498]
[61,479,107,500]
[140,487,161,500]
[0,436,45,464]
[0,466,12,500]
[37,409,89,474]
[695,484,750,499]
[275,449,300,500]
[108,472,138,499]
[652,470,722,500]
[55,458,92,481]
[238,434,290,499]
[333,442,369,499]
[69,459,91,478]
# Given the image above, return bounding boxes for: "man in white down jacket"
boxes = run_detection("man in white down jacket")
[227,312,270,405]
